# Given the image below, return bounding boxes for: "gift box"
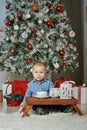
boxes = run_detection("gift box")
[73,85,87,104]
[81,86,87,104]
[2,82,12,97]
[73,86,81,104]
[2,80,29,98]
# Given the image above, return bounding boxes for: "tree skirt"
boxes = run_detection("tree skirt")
[0,112,87,130]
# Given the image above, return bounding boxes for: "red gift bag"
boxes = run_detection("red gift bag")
[54,77,64,88]
[13,80,29,96]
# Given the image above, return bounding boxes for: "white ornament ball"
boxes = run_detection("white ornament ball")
[41,29,44,33]
[26,14,31,19]
[10,36,15,42]
[73,47,77,51]
[14,25,19,30]
[30,68,32,72]
[44,43,48,48]
[43,6,49,13]
[69,31,75,38]
[38,19,42,24]
[11,67,16,73]
[60,33,65,38]
[22,31,28,38]
[63,11,67,17]
[53,63,59,69]
[6,37,10,41]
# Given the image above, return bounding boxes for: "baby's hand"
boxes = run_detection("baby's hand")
[19,103,29,117]
[19,107,23,113]
[20,103,24,107]
[19,103,25,113]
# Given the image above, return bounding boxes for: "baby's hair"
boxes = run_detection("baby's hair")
[33,61,46,69]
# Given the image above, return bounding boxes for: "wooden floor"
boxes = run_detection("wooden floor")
[0,99,87,115]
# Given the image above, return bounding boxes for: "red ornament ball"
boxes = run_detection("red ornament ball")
[65,32,69,36]
[60,19,65,23]
[6,4,10,9]
[26,58,32,64]
[6,20,13,26]
[31,4,38,12]
[27,43,33,50]
[59,50,65,56]
[47,2,52,8]
[56,5,62,12]
[46,20,53,27]
[17,12,22,19]
[31,28,35,33]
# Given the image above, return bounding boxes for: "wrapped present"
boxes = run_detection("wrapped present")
[73,84,87,104]
[54,77,65,88]
[54,76,75,88]
[81,84,87,104]
[2,82,12,96]
[2,80,29,98]
[73,86,81,104]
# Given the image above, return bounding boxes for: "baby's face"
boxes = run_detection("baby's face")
[32,66,46,82]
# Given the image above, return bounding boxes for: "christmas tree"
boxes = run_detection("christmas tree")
[0,0,79,77]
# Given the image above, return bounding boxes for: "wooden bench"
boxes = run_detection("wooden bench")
[26,97,83,116]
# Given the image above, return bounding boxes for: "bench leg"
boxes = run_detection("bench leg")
[73,105,83,116]
[21,104,32,117]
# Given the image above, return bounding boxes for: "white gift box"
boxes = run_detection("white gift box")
[73,86,81,104]
[81,87,87,104]
[2,84,12,96]
[73,86,87,104]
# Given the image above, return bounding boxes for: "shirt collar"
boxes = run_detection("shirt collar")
[32,78,47,83]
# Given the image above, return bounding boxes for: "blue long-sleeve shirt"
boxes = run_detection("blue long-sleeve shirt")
[22,79,54,104]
